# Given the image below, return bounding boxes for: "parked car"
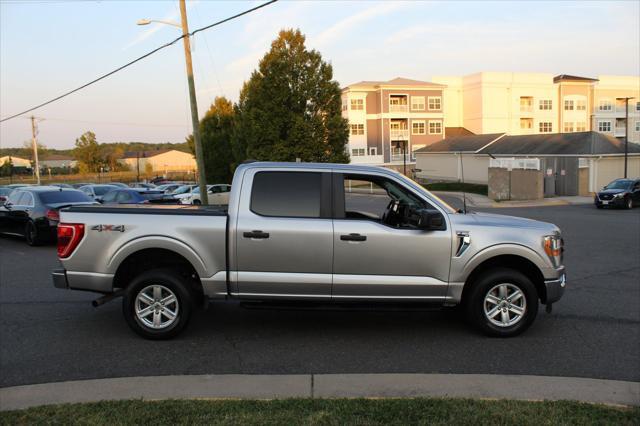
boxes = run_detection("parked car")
[78,184,120,202]
[180,184,231,205]
[594,178,640,209]
[53,162,566,339]
[100,189,179,205]
[171,184,197,198]
[155,183,182,194]
[0,187,13,203]
[129,182,156,190]
[108,182,129,188]
[71,182,93,189]
[50,183,74,189]
[0,186,95,245]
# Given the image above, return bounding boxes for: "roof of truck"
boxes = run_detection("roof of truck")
[237,161,398,174]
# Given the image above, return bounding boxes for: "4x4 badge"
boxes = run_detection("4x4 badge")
[91,225,125,232]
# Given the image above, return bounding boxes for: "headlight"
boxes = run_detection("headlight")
[543,235,563,267]
[613,193,624,198]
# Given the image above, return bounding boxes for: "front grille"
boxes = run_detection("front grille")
[599,194,613,200]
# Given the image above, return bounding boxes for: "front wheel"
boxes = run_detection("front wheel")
[192,199,202,205]
[122,268,194,339]
[625,197,633,209]
[465,268,538,337]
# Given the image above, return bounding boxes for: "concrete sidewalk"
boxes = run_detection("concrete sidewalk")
[1,374,638,411]
[434,191,594,209]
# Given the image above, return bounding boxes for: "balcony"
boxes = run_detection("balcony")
[350,154,384,165]
[389,104,409,113]
[390,129,409,140]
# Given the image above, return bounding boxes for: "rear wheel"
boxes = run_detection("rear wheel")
[25,221,42,246]
[122,268,194,339]
[193,199,202,205]
[465,268,538,337]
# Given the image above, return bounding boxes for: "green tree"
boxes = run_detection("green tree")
[235,29,349,163]
[187,97,236,183]
[74,131,102,173]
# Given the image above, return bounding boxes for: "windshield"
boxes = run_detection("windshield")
[39,190,92,204]
[94,185,118,195]
[172,185,192,194]
[605,180,632,190]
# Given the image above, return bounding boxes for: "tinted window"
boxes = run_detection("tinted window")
[251,171,321,218]
[101,191,117,203]
[117,192,134,203]
[0,188,13,196]
[94,186,116,196]
[7,191,23,204]
[16,192,31,206]
[39,190,92,204]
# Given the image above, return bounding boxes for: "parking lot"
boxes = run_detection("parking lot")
[1,203,638,388]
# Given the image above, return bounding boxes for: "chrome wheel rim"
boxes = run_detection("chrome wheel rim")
[135,284,179,330]
[483,283,526,327]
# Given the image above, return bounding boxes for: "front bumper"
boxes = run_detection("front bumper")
[52,269,69,289]
[594,195,625,207]
[544,272,566,304]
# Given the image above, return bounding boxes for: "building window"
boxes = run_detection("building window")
[576,122,586,131]
[520,96,533,112]
[351,148,366,157]
[636,121,640,132]
[539,99,553,110]
[428,96,441,110]
[350,99,364,110]
[342,99,348,111]
[520,118,533,129]
[576,100,587,111]
[412,120,426,135]
[411,96,425,111]
[598,121,612,132]
[428,121,442,134]
[563,122,574,132]
[539,122,553,133]
[369,147,377,156]
[598,100,612,111]
[564,100,574,110]
[350,124,364,135]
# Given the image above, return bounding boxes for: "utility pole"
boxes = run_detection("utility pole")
[179,0,208,205]
[136,151,140,182]
[30,116,41,185]
[617,97,634,178]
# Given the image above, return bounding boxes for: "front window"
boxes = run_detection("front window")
[428,121,442,134]
[599,100,612,111]
[251,171,322,218]
[411,96,425,110]
[539,122,553,133]
[598,121,612,132]
[539,99,552,110]
[350,99,364,110]
[350,124,364,135]
[412,120,426,135]
[605,180,633,190]
[428,96,441,110]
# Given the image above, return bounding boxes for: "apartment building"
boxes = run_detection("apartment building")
[433,72,640,143]
[341,77,445,165]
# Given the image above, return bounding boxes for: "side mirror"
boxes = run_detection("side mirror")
[3,202,11,209]
[417,209,446,231]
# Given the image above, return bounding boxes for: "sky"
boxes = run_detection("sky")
[1,0,639,150]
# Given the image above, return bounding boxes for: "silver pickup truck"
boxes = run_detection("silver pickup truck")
[53,162,565,339]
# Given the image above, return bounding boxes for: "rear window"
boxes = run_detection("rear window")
[94,186,117,195]
[39,190,92,204]
[250,171,321,218]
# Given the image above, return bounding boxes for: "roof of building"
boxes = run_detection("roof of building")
[553,74,599,83]
[481,132,640,156]
[415,131,640,156]
[444,127,475,137]
[121,149,188,159]
[345,77,445,89]
[414,133,504,153]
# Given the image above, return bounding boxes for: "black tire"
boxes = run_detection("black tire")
[122,268,194,340]
[25,221,42,246]
[596,205,603,209]
[464,267,538,337]
[193,199,202,205]
[625,197,633,210]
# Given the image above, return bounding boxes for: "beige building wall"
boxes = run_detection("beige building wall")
[118,150,196,173]
[592,156,640,191]
[415,153,489,184]
[0,156,31,168]
[592,75,640,143]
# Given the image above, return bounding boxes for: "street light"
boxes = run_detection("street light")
[136,0,209,205]
[616,97,635,178]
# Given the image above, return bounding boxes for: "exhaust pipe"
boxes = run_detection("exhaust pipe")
[92,290,124,308]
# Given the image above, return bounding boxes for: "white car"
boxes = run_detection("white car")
[180,184,231,205]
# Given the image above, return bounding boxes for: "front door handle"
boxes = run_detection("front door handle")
[243,230,270,239]
[340,233,367,242]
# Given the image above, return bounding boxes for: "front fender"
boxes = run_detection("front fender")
[107,235,208,278]
[457,243,550,283]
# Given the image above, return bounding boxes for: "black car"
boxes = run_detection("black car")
[100,188,179,205]
[594,178,640,209]
[0,186,96,245]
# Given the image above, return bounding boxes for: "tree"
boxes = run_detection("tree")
[187,97,236,183]
[235,29,349,163]
[21,140,47,161]
[74,131,102,173]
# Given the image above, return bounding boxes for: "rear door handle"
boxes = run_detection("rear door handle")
[340,233,367,242]
[243,230,270,239]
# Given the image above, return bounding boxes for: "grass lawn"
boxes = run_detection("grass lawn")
[1,398,638,425]
[423,182,488,196]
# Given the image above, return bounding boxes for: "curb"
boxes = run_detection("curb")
[1,374,638,411]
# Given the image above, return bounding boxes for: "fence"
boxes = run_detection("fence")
[489,157,540,171]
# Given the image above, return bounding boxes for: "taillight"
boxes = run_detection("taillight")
[57,223,85,258]
[46,209,60,221]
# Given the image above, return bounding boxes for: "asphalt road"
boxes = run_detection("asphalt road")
[1,204,639,387]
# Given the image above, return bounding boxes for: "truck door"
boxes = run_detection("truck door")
[331,172,452,301]
[234,169,333,300]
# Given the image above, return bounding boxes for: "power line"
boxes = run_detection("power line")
[27,116,191,128]
[0,0,278,123]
